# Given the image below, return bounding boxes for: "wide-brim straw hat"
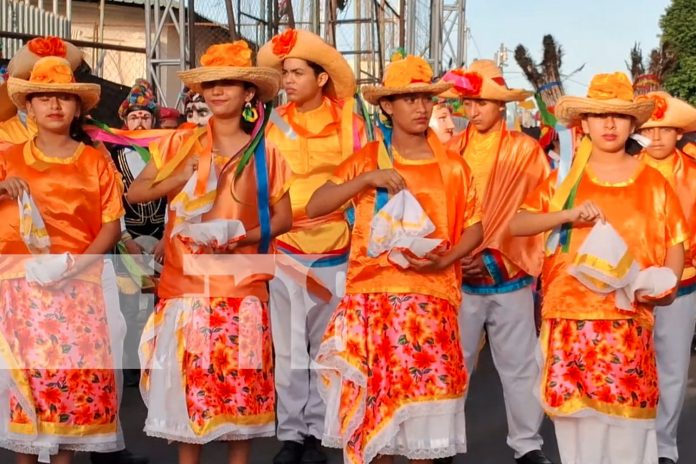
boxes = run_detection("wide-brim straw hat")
[555,72,655,126]
[361,54,452,106]
[178,66,280,103]
[258,29,356,99]
[1,36,83,121]
[7,56,100,112]
[178,41,280,103]
[441,60,532,102]
[638,91,696,132]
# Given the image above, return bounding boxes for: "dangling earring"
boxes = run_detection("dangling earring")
[242,102,258,123]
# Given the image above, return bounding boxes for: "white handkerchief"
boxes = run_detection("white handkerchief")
[368,190,444,269]
[18,191,50,254]
[568,222,677,311]
[176,219,246,253]
[169,167,218,238]
[25,252,73,286]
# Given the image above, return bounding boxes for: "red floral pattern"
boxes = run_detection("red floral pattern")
[0,279,118,433]
[142,296,275,436]
[318,293,467,464]
[541,318,658,419]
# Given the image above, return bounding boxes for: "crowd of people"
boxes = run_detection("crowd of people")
[0,30,694,464]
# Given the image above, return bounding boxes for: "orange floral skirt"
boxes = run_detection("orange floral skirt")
[139,296,275,443]
[317,293,468,464]
[0,278,119,457]
[540,318,658,421]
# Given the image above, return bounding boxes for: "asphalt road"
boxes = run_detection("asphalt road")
[2,344,695,463]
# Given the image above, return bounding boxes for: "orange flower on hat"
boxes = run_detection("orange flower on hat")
[383,55,433,88]
[586,73,635,102]
[29,57,75,84]
[27,36,67,58]
[272,29,298,58]
[200,41,252,67]
[637,93,668,121]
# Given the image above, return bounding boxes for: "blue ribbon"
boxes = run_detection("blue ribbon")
[374,118,393,213]
[254,136,271,254]
[538,81,562,92]
[546,122,573,253]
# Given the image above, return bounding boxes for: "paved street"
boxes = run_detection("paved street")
[3,344,696,463]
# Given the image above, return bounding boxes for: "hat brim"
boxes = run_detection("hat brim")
[7,77,101,113]
[361,82,453,106]
[257,30,356,100]
[177,66,281,103]
[555,96,655,126]
[0,83,16,121]
[640,97,696,132]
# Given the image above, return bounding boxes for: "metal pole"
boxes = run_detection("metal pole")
[188,0,195,68]
[66,0,71,21]
[458,0,466,67]
[405,0,416,53]
[224,0,238,40]
[144,0,152,85]
[430,0,441,73]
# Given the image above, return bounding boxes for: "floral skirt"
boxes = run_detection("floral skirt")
[139,296,275,443]
[316,293,468,464]
[0,278,119,458]
[540,318,658,423]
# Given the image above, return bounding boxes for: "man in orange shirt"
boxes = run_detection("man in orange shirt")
[443,60,552,464]
[637,91,696,464]
[258,29,366,464]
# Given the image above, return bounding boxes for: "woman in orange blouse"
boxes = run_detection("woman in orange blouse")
[0,57,124,463]
[510,73,686,464]
[126,41,292,464]
[306,55,483,464]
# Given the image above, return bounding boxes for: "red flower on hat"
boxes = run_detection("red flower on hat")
[443,69,483,97]
[27,36,67,58]
[272,29,298,58]
[637,94,668,121]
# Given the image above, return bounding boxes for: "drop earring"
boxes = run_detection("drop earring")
[242,102,258,123]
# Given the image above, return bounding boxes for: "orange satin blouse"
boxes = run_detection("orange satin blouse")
[0,140,124,279]
[153,125,293,301]
[523,164,687,323]
[331,133,481,307]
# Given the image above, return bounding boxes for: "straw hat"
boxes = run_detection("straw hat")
[361,55,452,106]
[0,36,83,121]
[7,56,100,112]
[637,91,696,132]
[555,72,655,126]
[178,41,280,103]
[257,29,356,99]
[440,60,532,102]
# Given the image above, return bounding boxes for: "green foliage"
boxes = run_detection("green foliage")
[660,0,696,104]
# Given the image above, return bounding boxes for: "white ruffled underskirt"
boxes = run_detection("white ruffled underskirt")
[317,337,467,463]
[140,297,276,445]
[0,434,121,460]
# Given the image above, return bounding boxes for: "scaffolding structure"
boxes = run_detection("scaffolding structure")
[141,0,468,103]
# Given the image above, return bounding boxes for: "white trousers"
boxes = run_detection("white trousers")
[458,286,544,457]
[269,263,346,443]
[654,292,696,461]
[555,416,658,464]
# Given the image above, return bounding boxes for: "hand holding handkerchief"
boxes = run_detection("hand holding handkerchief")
[568,222,677,311]
[367,190,444,269]
[25,252,74,286]
[176,219,247,254]
[18,191,50,254]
